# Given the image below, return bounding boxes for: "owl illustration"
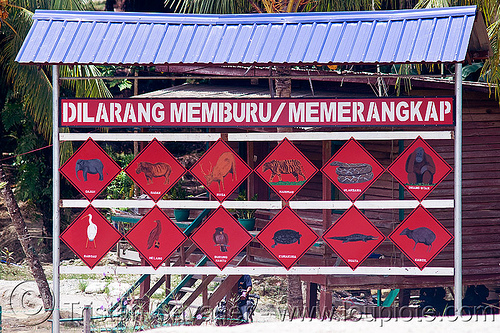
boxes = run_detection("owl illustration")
[213,227,229,252]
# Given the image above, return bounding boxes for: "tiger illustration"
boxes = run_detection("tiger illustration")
[262,159,306,182]
[136,161,171,185]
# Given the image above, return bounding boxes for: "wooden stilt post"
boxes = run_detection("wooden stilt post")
[83,305,91,333]
[306,283,318,318]
[139,258,151,313]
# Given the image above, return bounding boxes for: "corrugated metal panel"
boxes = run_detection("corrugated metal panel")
[16,6,490,65]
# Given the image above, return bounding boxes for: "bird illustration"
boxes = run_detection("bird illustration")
[85,214,97,249]
[213,227,229,252]
[147,219,162,249]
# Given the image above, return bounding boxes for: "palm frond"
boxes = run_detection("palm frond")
[166,0,252,14]
[414,0,451,8]
[0,0,111,141]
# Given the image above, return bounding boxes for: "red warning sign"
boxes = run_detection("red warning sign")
[125,205,187,269]
[189,139,251,202]
[59,138,121,201]
[189,207,253,270]
[60,206,122,269]
[389,205,453,270]
[322,206,385,270]
[255,206,318,270]
[321,138,384,202]
[388,136,452,201]
[124,138,186,202]
[255,138,318,202]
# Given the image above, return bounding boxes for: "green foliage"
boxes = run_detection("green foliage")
[269,180,305,186]
[0,261,32,280]
[1,93,52,230]
[167,181,189,199]
[1,93,24,131]
[0,0,111,141]
[233,190,258,219]
[166,0,378,14]
[104,151,135,200]
[78,279,89,292]
[1,247,14,265]
[106,171,135,200]
[97,65,133,92]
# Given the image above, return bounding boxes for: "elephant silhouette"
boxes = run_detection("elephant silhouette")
[75,159,104,181]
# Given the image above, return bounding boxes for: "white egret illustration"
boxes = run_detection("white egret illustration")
[85,214,97,248]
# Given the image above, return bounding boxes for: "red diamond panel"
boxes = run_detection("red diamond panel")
[389,205,453,270]
[125,206,187,269]
[60,206,122,269]
[255,138,318,202]
[189,139,251,202]
[255,206,318,270]
[124,138,186,202]
[388,136,452,201]
[59,138,121,201]
[322,206,385,270]
[190,207,253,270]
[321,138,384,202]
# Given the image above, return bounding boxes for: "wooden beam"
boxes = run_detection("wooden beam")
[60,265,454,276]
[319,286,332,315]
[61,199,454,209]
[193,275,242,325]
[322,140,332,261]
[60,131,453,142]
[144,275,166,299]
[182,275,216,310]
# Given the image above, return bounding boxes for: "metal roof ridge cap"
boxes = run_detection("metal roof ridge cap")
[32,6,478,24]
[32,9,222,24]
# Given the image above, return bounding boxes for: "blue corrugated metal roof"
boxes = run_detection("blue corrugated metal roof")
[15,6,490,65]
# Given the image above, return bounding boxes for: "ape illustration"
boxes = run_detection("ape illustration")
[405,147,435,184]
[75,158,104,181]
[213,227,229,252]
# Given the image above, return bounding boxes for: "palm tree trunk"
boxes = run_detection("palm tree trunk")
[0,165,53,311]
[287,275,303,317]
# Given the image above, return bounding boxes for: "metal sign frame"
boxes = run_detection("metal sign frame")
[51,65,463,330]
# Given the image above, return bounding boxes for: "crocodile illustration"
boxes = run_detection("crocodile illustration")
[328,233,378,243]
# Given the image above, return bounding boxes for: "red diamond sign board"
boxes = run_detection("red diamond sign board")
[388,136,452,201]
[59,138,121,201]
[322,206,385,270]
[389,205,453,270]
[190,207,253,270]
[125,205,187,269]
[189,139,251,202]
[321,138,385,202]
[255,206,318,270]
[124,138,186,202]
[255,138,318,202]
[60,205,122,269]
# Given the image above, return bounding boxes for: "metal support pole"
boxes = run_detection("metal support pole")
[454,63,463,316]
[52,65,61,333]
